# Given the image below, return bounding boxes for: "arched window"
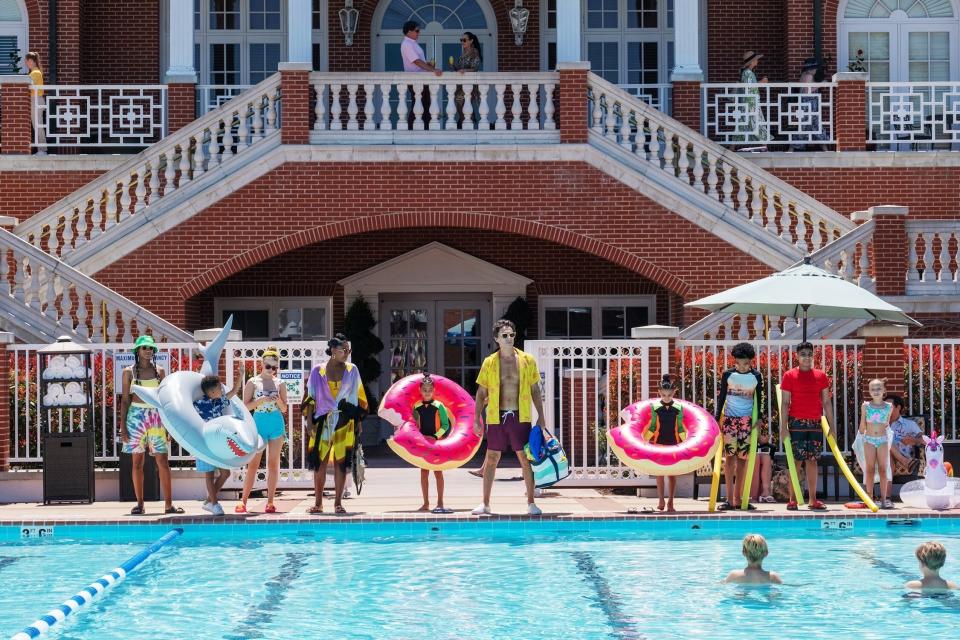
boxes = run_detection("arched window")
[372,0,496,71]
[0,0,28,74]
[839,0,958,81]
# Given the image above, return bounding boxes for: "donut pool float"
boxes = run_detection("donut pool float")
[608,399,721,476]
[378,374,480,471]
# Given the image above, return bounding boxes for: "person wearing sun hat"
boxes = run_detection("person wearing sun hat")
[739,50,768,147]
[119,333,182,515]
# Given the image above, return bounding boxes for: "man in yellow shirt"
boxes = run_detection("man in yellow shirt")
[472,319,548,516]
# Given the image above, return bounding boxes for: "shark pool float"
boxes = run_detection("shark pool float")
[132,316,264,469]
[900,432,960,510]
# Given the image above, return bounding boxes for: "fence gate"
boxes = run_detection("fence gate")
[526,340,669,485]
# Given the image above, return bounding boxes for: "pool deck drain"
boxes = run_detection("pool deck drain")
[0,468,955,525]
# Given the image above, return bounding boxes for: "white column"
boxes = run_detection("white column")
[165,0,197,80]
[672,0,703,80]
[556,0,581,64]
[288,0,313,64]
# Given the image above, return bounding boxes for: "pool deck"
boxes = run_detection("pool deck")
[0,468,951,525]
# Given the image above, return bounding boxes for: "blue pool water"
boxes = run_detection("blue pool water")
[2,519,960,639]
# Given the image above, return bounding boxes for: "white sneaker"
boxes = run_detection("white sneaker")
[211,503,225,516]
[202,501,216,515]
[527,503,542,516]
[471,504,491,515]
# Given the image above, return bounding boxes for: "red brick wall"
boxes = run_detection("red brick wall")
[25,1,49,79]
[770,167,960,219]
[558,66,587,142]
[280,70,310,144]
[326,0,540,72]
[80,0,160,83]
[0,170,106,221]
[186,227,675,332]
[785,0,812,80]
[91,161,774,328]
[707,0,788,82]
[834,76,867,151]
[57,0,81,83]
[862,334,907,396]
[0,85,32,154]
[671,80,700,131]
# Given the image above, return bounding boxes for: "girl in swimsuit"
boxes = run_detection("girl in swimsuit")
[859,378,893,509]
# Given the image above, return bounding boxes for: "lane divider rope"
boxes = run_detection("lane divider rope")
[11,528,184,640]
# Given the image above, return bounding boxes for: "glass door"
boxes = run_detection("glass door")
[381,301,431,388]
[438,302,486,396]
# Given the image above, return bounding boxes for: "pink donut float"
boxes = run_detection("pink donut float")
[378,374,481,471]
[608,399,721,476]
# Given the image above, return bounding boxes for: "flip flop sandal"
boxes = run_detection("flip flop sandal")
[334,505,347,515]
[717,501,734,511]
[809,501,827,511]
[431,507,454,514]
[745,503,757,511]
[234,503,248,514]
[307,505,324,514]
[130,505,145,515]
[627,506,655,514]
[264,504,277,514]
[164,506,185,514]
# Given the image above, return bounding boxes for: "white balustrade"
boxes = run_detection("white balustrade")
[33,85,168,150]
[197,85,252,115]
[619,83,673,115]
[587,75,853,257]
[906,222,960,294]
[16,76,282,262]
[309,72,558,139]
[867,82,960,148]
[701,82,836,147]
[805,218,876,289]
[0,228,191,344]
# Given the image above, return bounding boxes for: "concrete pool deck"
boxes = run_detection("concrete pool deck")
[0,467,951,524]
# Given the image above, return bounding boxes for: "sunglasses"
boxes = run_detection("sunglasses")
[263,363,278,370]
[460,38,469,42]
[499,333,516,338]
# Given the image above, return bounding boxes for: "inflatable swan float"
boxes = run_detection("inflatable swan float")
[132,316,265,468]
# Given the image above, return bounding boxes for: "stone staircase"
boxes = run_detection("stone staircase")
[0,71,883,343]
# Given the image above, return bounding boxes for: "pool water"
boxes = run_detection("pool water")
[2,520,959,639]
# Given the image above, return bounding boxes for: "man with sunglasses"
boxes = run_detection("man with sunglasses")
[401,21,442,75]
[472,319,548,516]
[779,341,836,511]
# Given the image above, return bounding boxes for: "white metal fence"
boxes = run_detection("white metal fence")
[33,85,167,150]
[701,82,835,147]
[310,72,558,141]
[677,339,865,454]
[621,83,672,115]
[906,339,959,442]
[867,82,960,148]
[527,339,669,485]
[7,342,327,484]
[197,84,251,115]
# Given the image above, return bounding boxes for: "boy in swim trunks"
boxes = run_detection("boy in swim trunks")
[412,374,453,514]
[779,341,836,511]
[724,534,782,584]
[715,342,766,510]
[906,542,959,592]
[193,371,242,516]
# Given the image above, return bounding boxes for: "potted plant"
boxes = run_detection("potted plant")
[501,297,532,349]
[343,295,385,445]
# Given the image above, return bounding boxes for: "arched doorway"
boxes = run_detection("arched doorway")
[0,0,28,74]
[839,0,959,81]
[371,0,497,71]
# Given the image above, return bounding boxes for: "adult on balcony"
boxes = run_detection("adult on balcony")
[739,50,768,149]
[451,31,483,127]
[401,21,442,129]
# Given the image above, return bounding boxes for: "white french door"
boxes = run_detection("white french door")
[842,22,958,81]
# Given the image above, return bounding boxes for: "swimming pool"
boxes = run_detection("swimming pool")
[2,519,959,639]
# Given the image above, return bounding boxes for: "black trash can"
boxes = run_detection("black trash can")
[119,452,161,502]
[43,432,95,504]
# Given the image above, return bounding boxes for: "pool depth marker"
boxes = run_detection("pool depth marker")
[11,528,183,640]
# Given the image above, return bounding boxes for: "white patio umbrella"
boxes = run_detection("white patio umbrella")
[686,259,920,341]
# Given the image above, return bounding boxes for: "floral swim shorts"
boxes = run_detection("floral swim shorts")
[122,405,169,455]
[721,415,753,457]
[788,418,823,462]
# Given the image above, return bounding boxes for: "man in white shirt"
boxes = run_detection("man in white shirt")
[400,21,442,75]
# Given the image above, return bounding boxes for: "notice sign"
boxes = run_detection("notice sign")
[279,370,304,402]
[113,351,171,390]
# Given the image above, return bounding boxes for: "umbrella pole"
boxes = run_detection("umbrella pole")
[801,305,809,342]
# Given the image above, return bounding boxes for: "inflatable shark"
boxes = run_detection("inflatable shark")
[132,316,265,468]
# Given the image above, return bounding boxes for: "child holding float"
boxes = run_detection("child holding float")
[194,367,242,516]
[859,378,894,509]
[715,342,766,510]
[645,374,685,512]
[411,374,454,514]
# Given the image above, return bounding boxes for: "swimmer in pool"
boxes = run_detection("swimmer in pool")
[905,541,958,592]
[724,534,782,585]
